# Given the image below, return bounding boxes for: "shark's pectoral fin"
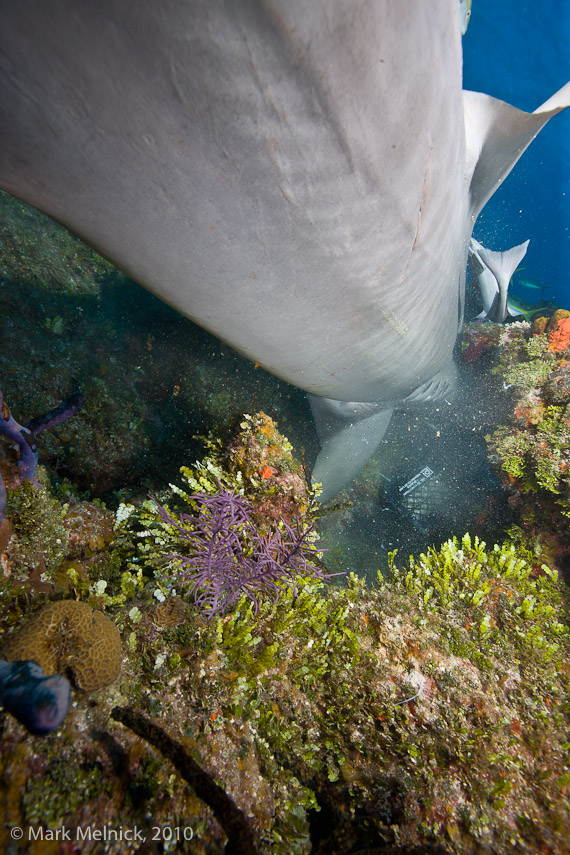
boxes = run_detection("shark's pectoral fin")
[464,80,570,219]
[308,395,394,504]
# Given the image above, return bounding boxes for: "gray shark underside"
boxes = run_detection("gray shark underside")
[1,1,569,502]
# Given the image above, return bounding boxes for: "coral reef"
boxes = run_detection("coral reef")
[226,413,312,526]
[485,318,570,571]
[2,478,69,582]
[460,322,503,364]
[1,533,568,854]
[116,414,322,612]
[63,500,115,558]
[0,328,569,853]
[2,600,121,691]
[0,387,84,529]
[0,192,315,500]
[112,705,260,855]
[152,481,336,615]
[543,308,570,351]
[0,189,114,294]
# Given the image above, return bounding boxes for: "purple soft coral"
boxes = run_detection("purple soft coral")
[0,390,84,523]
[0,389,38,482]
[152,482,339,615]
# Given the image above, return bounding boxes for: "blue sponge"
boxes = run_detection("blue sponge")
[0,659,71,736]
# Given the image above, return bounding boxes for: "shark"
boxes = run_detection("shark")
[1,0,569,502]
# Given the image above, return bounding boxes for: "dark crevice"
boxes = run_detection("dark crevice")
[111,706,259,855]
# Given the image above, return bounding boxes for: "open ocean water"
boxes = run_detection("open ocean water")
[463,0,570,305]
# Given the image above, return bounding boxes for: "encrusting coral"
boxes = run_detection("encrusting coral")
[1,410,570,852]
[63,499,115,557]
[226,412,311,526]
[485,319,570,541]
[544,308,570,351]
[2,600,121,691]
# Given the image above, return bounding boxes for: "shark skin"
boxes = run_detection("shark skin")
[468,238,530,323]
[0,1,569,503]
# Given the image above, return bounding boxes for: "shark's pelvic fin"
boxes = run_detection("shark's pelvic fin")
[309,363,456,502]
[399,363,457,406]
[464,80,570,219]
[468,237,529,323]
[308,396,394,504]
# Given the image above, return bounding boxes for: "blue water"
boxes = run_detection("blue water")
[462,0,570,305]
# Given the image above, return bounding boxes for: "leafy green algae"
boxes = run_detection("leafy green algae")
[390,533,568,666]
[111,531,570,853]
[2,414,570,853]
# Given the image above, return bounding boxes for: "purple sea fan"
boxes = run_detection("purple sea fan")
[151,483,339,616]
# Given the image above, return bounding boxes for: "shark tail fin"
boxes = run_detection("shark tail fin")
[464,80,570,219]
[469,238,530,323]
[308,395,394,504]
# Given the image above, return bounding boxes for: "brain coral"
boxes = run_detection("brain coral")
[2,600,121,691]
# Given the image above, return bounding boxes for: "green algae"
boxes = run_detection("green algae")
[3,514,570,852]
[111,530,570,852]
[389,533,569,668]
[495,327,554,391]
[22,758,104,829]
[2,410,570,852]
[5,476,69,576]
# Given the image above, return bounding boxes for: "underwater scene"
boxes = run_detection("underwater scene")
[1,1,570,853]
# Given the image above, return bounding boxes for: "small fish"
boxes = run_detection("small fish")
[507,297,547,321]
[516,277,550,293]
[459,0,472,35]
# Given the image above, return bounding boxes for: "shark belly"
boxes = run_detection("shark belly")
[1,0,568,500]
[0,0,465,406]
